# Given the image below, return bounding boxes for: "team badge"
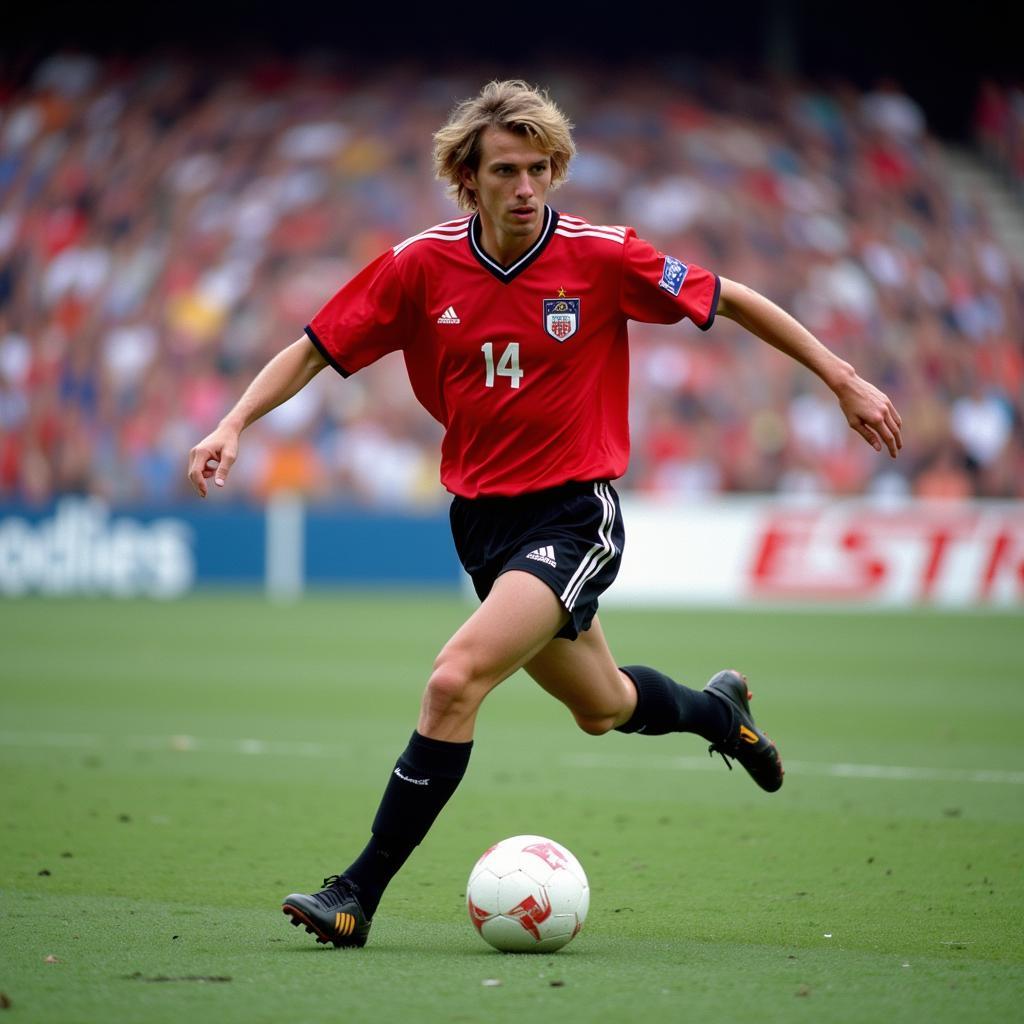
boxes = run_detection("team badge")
[659,256,689,296]
[543,297,580,342]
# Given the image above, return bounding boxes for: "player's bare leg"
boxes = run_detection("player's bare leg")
[418,569,570,742]
[284,571,570,947]
[526,615,783,791]
[524,616,637,734]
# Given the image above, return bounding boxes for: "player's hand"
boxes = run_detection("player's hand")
[187,425,240,498]
[834,374,903,458]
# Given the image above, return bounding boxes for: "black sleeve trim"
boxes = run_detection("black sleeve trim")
[304,324,351,378]
[698,275,722,332]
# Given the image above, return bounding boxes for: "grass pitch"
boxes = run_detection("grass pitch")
[1,595,1022,1023]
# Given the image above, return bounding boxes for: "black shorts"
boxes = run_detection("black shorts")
[449,480,625,641]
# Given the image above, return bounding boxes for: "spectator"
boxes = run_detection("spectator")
[0,55,1021,505]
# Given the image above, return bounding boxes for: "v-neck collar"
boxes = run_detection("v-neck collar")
[468,206,559,284]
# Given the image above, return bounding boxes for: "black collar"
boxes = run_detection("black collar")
[469,206,559,283]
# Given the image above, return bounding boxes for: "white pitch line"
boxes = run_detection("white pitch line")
[561,752,1024,785]
[0,730,103,748]
[0,731,337,759]
[0,731,1022,786]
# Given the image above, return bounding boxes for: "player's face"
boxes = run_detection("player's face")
[462,127,552,260]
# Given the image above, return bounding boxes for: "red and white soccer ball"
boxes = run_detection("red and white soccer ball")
[466,835,590,953]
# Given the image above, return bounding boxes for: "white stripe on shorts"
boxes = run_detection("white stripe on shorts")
[561,483,619,611]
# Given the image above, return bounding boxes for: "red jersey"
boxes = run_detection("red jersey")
[306,207,719,498]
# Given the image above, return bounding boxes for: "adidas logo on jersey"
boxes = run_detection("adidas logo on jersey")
[526,545,557,567]
[437,305,461,324]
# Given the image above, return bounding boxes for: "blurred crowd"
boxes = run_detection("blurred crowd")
[1,52,1021,507]
[974,79,1024,195]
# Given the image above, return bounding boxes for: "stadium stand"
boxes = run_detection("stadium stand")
[1,54,1021,505]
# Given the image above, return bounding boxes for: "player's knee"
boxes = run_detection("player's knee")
[424,652,487,718]
[572,711,616,736]
[425,662,471,713]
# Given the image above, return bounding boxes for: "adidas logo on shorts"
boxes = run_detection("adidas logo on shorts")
[526,545,557,567]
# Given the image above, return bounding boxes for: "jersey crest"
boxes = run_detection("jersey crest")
[543,297,580,342]
[659,256,689,296]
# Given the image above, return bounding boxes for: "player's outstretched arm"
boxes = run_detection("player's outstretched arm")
[187,336,328,497]
[715,277,903,458]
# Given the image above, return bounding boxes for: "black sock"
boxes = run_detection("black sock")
[614,665,729,742]
[342,731,472,917]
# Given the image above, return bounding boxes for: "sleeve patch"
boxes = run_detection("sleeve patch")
[659,256,689,296]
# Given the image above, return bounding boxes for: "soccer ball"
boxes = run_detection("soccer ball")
[466,835,589,953]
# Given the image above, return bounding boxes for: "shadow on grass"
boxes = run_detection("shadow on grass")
[275,942,591,958]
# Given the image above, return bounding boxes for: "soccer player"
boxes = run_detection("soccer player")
[187,80,903,948]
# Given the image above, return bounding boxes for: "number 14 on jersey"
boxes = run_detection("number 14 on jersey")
[481,342,523,389]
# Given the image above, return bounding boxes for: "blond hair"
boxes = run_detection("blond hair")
[433,80,575,211]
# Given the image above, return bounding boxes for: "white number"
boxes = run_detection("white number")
[481,342,523,389]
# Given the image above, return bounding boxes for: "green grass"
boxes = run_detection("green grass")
[1,596,1022,1023]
